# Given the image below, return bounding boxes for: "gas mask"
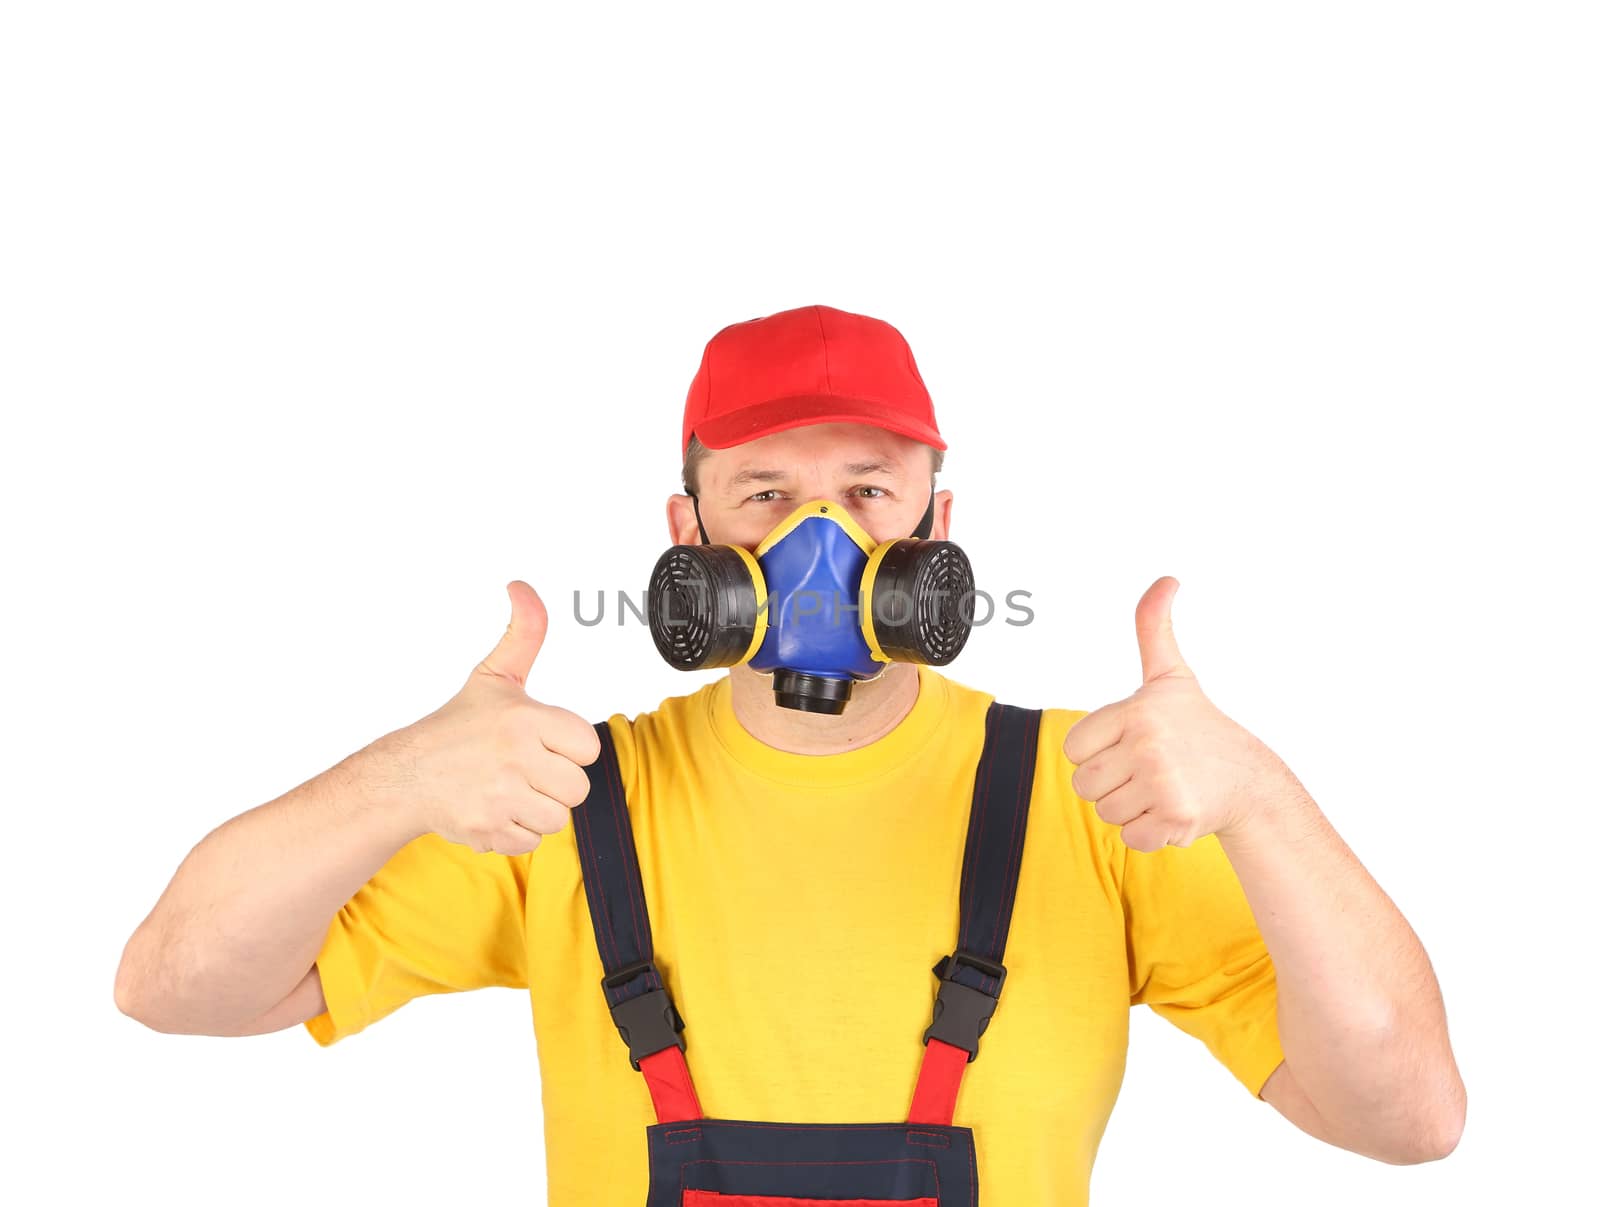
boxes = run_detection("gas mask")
[646,498,975,714]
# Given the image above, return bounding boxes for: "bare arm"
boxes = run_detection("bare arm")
[113,741,426,1035]
[113,580,600,1037]
[1221,781,1466,1164]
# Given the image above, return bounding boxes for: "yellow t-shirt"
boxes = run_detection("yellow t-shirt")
[307,665,1284,1205]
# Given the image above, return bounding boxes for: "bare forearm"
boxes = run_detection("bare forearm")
[115,736,425,1034]
[1218,766,1465,1161]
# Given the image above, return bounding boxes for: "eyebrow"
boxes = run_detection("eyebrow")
[726,467,792,488]
[726,460,901,488]
[842,460,899,477]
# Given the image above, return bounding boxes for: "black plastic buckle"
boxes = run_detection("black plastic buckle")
[602,960,686,1072]
[922,948,1007,1063]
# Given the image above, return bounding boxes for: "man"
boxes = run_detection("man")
[115,304,1465,1204]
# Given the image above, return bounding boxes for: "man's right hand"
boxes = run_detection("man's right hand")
[371,580,603,856]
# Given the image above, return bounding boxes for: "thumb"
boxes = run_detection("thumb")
[1134,575,1192,683]
[478,580,547,688]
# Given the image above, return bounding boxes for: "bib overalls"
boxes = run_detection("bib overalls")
[573,701,1042,1205]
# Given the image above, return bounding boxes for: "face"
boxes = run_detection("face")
[668,422,952,549]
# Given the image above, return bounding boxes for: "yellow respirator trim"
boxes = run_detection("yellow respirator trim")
[753,499,876,559]
[727,542,769,665]
[859,538,909,665]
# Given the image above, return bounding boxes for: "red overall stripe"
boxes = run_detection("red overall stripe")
[906,1036,967,1127]
[639,1044,704,1123]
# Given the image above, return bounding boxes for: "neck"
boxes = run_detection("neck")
[727,662,921,755]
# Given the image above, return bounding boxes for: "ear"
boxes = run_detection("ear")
[930,487,954,540]
[666,493,702,545]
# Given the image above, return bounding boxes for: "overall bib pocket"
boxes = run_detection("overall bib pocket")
[683,1195,938,1206]
[647,1118,978,1206]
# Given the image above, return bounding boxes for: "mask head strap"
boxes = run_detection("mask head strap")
[911,489,936,540]
[690,493,711,546]
[687,488,936,547]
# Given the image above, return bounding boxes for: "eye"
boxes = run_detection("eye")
[748,489,787,503]
[850,485,889,499]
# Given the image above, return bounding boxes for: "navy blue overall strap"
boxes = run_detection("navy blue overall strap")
[571,721,688,1075]
[574,699,1043,1106]
[921,700,1044,1062]
[909,699,1043,1125]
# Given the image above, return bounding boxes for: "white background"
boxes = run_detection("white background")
[3,2,1595,1203]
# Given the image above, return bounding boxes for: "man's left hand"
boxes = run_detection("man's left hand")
[1063,576,1293,852]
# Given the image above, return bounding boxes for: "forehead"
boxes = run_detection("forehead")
[699,422,926,481]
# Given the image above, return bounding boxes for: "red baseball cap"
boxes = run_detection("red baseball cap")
[681,304,947,457]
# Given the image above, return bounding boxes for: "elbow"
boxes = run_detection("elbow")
[114,930,183,1032]
[1388,1119,1463,1165]
[113,939,160,1028]
[114,927,290,1037]
[113,960,137,1020]
[1414,1096,1467,1164]
[1385,1083,1467,1165]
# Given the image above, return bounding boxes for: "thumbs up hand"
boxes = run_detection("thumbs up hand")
[1063,577,1290,852]
[367,581,603,856]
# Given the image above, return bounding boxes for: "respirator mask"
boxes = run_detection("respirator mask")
[647,496,975,714]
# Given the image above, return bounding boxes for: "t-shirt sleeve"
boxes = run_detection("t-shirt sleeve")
[304,832,530,1046]
[1119,835,1286,1099]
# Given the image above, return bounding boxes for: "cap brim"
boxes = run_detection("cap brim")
[692,393,947,453]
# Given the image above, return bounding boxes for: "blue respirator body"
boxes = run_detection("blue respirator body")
[647,499,975,713]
